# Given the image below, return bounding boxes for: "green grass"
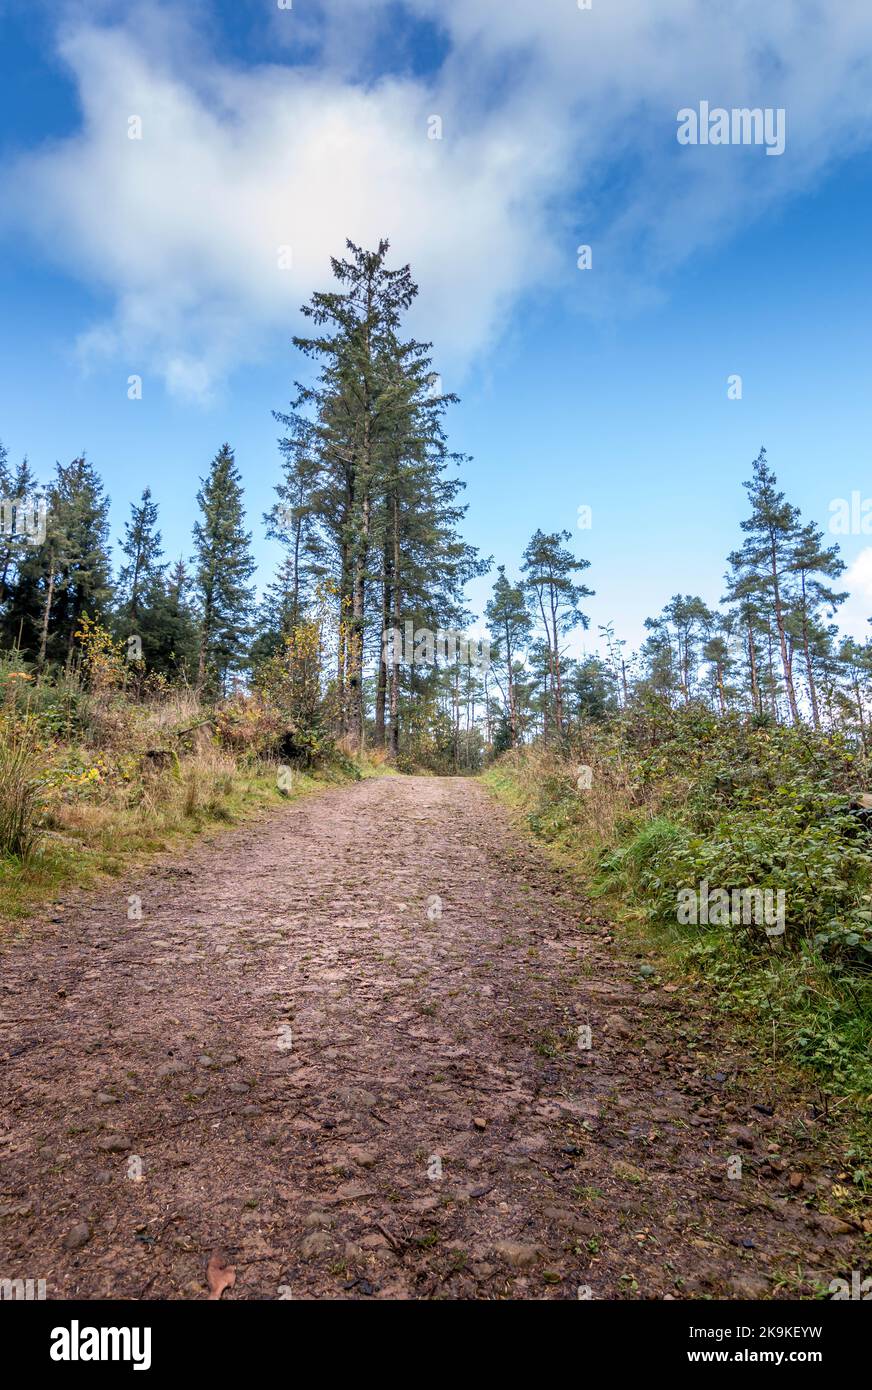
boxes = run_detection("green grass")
[482,758,872,1173]
[0,761,353,925]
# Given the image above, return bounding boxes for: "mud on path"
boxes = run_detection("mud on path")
[0,776,864,1300]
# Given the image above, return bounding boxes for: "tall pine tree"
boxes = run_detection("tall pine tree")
[192,444,256,694]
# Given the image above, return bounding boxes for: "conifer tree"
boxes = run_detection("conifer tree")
[192,444,256,694]
[138,558,200,679]
[485,566,532,747]
[788,520,846,729]
[727,449,802,723]
[521,529,593,739]
[117,488,164,627]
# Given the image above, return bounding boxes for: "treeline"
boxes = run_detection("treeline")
[624,450,871,744]
[2,241,870,771]
[485,453,872,755]
[0,439,254,696]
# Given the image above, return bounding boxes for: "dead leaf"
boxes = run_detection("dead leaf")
[206,1251,236,1300]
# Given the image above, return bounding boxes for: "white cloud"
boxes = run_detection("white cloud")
[6,0,872,399]
[839,548,872,640]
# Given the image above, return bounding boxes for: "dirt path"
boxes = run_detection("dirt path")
[0,776,864,1300]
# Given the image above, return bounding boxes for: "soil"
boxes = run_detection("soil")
[0,776,866,1299]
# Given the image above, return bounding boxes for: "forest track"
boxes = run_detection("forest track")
[0,776,864,1300]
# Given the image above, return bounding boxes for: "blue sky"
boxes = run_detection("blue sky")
[2,0,872,655]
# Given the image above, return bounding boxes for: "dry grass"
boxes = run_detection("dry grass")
[489,742,646,857]
[0,717,47,862]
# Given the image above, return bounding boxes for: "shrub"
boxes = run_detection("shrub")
[0,715,47,862]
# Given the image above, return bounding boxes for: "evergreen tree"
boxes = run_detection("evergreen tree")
[291,239,420,748]
[521,529,594,739]
[25,456,114,668]
[0,453,43,648]
[135,559,199,679]
[788,520,846,729]
[192,444,256,694]
[485,566,532,747]
[727,449,802,723]
[568,655,620,723]
[117,487,164,628]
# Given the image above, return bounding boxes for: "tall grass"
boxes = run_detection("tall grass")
[0,716,46,862]
[483,715,872,1110]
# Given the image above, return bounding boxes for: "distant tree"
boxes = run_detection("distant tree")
[788,520,846,729]
[568,655,620,723]
[116,488,164,628]
[521,529,594,740]
[27,456,113,668]
[0,452,42,649]
[192,444,256,694]
[138,558,200,679]
[727,449,802,723]
[485,566,532,747]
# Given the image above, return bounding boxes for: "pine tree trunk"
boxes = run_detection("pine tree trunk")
[769,535,800,723]
[799,575,820,730]
[504,617,517,746]
[337,541,349,732]
[853,672,868,754]
[374,518,391,748]
[549,588,565,736]
[388,496,401,759]
[746,614,761,715]
[37,561,55,669]
[716,661,726,715]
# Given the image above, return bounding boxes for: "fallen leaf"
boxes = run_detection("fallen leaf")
[206,1251,236,1300]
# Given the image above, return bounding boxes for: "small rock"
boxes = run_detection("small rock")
[96,1135,131,1153]
[727,1125,755,1150]
[788,1171,804,1191]
[301,1231,332,1258]
[62,1223,91,1251]
[603,1013,633,1038]
[347,1145,378,1169]
[493,1241,544,1269]
[472,1117,487,1131]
